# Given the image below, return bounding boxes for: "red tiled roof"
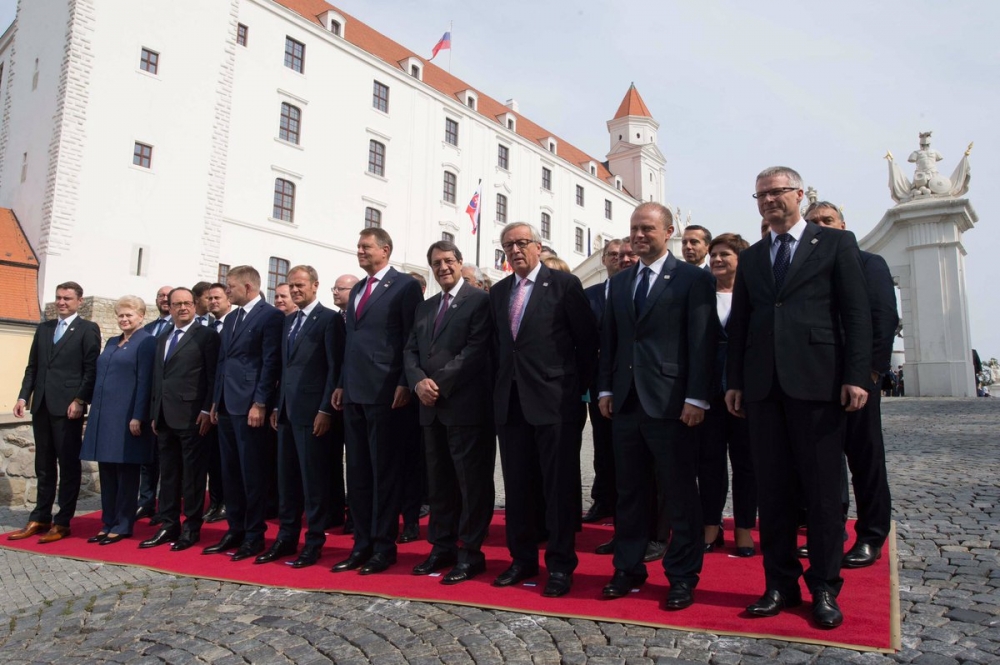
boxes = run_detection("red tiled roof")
[0,208,40,322]
[274,0,628,190]
[613,83,652,119]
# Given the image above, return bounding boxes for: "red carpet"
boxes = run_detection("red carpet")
[1,513,898,652]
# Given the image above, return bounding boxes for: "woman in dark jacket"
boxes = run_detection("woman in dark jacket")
[80,295,156,544]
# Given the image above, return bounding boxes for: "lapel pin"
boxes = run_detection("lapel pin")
[811,238,819,244]
[664,275,670,280]
[543,282,549,287]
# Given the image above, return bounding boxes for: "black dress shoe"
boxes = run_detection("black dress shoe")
[665,581,695,610]
[492,563,539,587]
[135,506,155,520]
[170,533,200,551]
[441,560,486,585]
[812,591,844,628]
[88,532,108,544]
[331,551,370,573]
[542,572,572,597]
[735,546,756,558]
[644,540,667,562]
[595,538,615,555]
[291,544,322,568]
[254,539,297,564]
[582,503,613,524]
[842,542,881,568]
[202,532,244,555]
[602,570,647,599]
[796,544,809,559]
[419,504,431,519]
[203,505,227,524]
[746,589,803,617]
[703,525,725,553]
[359,552,396,575]
[412,552,457,575]
[231,540,265,562]
[139,529,179,549]
[99,533,130,546]
[398,522,420,544]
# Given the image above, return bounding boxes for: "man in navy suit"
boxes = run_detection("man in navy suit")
[598,203,717,609]
[681,225,712,269]
[11,281,101,543]
[726,167,871,629]
[137,284,174,524]
[331,228,423,575]
[490,221,599,598]
[257,265,344,569]
[205,265,284,561]
[804,201,898,569]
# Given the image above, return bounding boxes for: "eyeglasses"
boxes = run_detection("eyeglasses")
[431,258,459,269]
[752,187,798,200]
[331,286,351,292]
[501,239,536,252]
[170,301,195,308]
[604,252,620,259]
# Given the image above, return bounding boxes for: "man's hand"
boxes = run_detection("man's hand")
[151,419,158,436]
[209,404,218,425]
[414,378,439,407]
[680,403,705,427]
[196,412,213,436]
[391,386,410,409]
[67,401,83,420]
[313,412,331,437]
[331,388,343,412]
[13,399,26,419]
[269,410,278,431]
[841,384,868,412]
[725,389,745,418]
[598,395,613,419]
[129,419,142,436]
[248,404,266,427]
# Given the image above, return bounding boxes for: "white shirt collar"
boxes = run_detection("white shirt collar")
[770,218,807,244]
[368,265,392,283]
[639,250,671,277]
[174,320,196,334]
[241,293,262,315]
[443,279,464,299]
[517,261,542,284]
[296,300,319,317]
[58,313,79,326]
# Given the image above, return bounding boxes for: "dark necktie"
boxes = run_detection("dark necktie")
[165,329,183,361]
[773,233,793,291]
[433,293,451,337]
[287,311,304,357]
[213,319,223,332]
[196,316,207,327]
[633,266,650,317]
[233,307,246,332]
[355,277,378,318]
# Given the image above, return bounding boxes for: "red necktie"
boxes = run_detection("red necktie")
[355,277,379,318]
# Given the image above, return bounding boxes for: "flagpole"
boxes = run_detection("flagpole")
[475,178,482,267]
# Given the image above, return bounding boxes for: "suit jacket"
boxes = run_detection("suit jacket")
[19,316,102,415]
[861,251,899,375]
[143,317,174,337]
[598,252,717,419]
[727,222,872,402]
[339,267,424,406]
[584,280,608,397]
[151,324,220,430]
[213,299,284,415]
[276,302,344,426]
[490,263,598,426]
[404,284,493,427]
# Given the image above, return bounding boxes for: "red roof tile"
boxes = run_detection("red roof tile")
[613,83,652,119]
[0,208,40,322]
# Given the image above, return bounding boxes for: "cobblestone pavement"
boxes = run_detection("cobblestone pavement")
[0,398,997,664]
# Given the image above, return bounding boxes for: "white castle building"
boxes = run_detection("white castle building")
[0,0,668,305]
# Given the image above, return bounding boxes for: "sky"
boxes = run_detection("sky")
[1,1,997,358]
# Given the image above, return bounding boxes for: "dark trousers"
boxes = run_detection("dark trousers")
[137,448,159,513]
[97,462,140,535]
[397,400,425,525]
[217,412,269,543]
[612,390,703,585]
[329,412,346,525]
[496,385,579,574]
[424,418,495,564]
[264,424,279,518]
[344,402,403,556]
[746,384,846,597]
[845,381,891,548]
[698,396,757,529]
[28,404,83,527]
[587,397,617,511]
[157,424,209,535]
[277,419,334,547]
[205,427,224,508]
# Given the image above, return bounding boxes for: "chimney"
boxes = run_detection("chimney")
[505,98,519,113]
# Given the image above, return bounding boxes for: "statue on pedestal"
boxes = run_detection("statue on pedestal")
[886,131,973,204]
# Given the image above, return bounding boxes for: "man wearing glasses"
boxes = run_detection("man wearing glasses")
[725,167,871,629]
[489,222,598,598]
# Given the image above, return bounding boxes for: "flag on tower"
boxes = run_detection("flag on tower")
[430,31,451,60]
[465,181,482,235]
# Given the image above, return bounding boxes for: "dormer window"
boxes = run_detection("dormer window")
[401,56,423,81]
[320,10,346,37]
[587,161,597,176]
[615,177,622,191]
[499,112,516,132]
[546,137,558,154]
[459,89,478,111]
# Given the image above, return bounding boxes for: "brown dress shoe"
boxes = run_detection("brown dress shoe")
[7,521,51,540]
[37,525,71,544]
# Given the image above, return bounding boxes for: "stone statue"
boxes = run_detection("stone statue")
[806,186,818,205]
[886,131,973,204]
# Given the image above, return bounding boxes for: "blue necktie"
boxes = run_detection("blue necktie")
[287,311,303,358]
[633,266,650,317]
[165,329,183,361]
[53,320,67,343]
[773,233,793,291]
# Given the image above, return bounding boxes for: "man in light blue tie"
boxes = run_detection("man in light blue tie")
[138,284,174,524]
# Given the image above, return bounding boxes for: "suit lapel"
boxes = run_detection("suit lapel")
[231,300,265,344]
[290,303,323,358]
[779,223,821,294]
[433,286,468,341]
[498,275,516,343]
[166,325,196,363]
[638,253,676,322]
[517,264,550,333]
[755,239,777,295]
[50,319,79,359]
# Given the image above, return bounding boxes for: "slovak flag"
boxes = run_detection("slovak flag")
[466,181,482,235]
[431,31,451,60]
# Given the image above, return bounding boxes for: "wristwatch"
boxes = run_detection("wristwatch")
[253,402,267,409]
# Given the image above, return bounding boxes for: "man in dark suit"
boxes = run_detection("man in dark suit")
[805,201,898,569]
[206,265,284,561]
[192,281,215,328]
[202,283,232,523]
[583,239,621,525]
[597,203,717,609]
[404,240,495,585]
[490,221,599,598]
[726,166,872,629]
[10,282,101,543]
[329,274,358,531]
[142,287,220,551]
[330,228,423,575]
[681,225,712,269]
[257,265,343,569]
[137,284,174,523]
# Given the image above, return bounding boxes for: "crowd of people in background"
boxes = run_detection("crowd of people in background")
[9,165,898,630]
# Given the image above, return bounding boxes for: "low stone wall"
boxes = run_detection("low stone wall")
[0,422,99,508]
